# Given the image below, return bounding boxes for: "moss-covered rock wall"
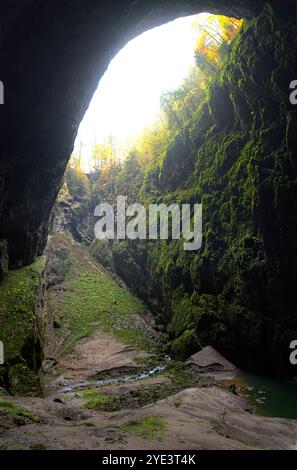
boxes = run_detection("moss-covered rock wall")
[0,258,46,395]
[113,5,297,377]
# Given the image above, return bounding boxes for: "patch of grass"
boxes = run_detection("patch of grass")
[80,384,166,412]
[79,361,212,412]
[195,418,211,427]
[174,396,183,408]
[120,416,168,440]
[0,399,41,423]
[165,361,213,389]
[30,443,47,450]
[134,355,164,368]
[48,235,159,355]
[195,418,219,434]
[80,390,114,411]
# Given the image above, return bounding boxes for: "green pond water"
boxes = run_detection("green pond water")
[239,372,297,419]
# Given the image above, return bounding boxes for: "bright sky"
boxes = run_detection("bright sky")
[74,14,208,172]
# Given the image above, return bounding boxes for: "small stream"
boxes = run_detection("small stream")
[59,365,167,394]
[58,360,297,420]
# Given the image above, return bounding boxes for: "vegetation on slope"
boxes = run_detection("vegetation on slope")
[0,257,45,395]
[46,233,161,355]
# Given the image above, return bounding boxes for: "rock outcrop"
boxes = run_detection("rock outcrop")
[187,346,237,378]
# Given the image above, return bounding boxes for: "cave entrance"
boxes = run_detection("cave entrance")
[69,13,242,175]
[52,12,243,245]
[58,13,242,244]
[0,1,259,269]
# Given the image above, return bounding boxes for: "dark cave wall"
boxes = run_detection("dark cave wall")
[0,0,267,268]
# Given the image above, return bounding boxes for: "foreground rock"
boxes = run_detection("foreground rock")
[187,346,238,379]
[1,386,296,450]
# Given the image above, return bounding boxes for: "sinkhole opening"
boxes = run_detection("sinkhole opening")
[54,12,243,243]
[67,13,242,178]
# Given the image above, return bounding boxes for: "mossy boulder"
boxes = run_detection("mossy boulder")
[169,330,201,361]
[8,362,42,396]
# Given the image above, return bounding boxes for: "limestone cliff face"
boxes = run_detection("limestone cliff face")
[113,5,297,377]
[49,175,94,244]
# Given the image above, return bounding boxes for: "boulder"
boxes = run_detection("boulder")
[187,346,237,376]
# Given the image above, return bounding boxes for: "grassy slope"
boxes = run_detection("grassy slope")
[46,233,160,355]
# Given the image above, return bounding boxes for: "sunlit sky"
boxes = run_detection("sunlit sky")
[74,14,209,171]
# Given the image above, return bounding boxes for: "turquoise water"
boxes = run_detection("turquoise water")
[239,372,297,419]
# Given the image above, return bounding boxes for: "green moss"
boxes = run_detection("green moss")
[112,9,297,376]
[169,330,200,361]
[80,390,114,411]
[80,385,168,412]
[89,239,112,268]
[174,396,183,408]
[30,443,47,450]
[0,257,45,395]
[165,360,210,388]
[120,416,168,441]
[0,256,45,361]
[169,292,201,339]
[0,399,41,423]
[8,362,42,397]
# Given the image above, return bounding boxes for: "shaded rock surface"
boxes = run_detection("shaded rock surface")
[187,346,237,377]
